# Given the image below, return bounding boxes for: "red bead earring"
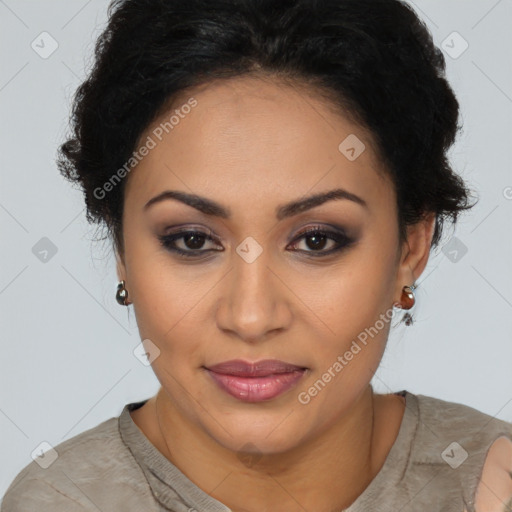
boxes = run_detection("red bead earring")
[395,284,416,326]
[401,285,416,310]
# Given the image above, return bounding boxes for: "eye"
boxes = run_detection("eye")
[287,226,355,257]
[158,225,355,259]
[158,228,222,258]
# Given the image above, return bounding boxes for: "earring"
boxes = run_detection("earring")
[116,280,131,306]
[395,284,416,326]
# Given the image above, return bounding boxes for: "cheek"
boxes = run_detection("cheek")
[296,240,398,389]
[314,246,396,332]
[129,272,244,397]
[132,279,209,357]
[124,224,192,319]
[125,246,209,358]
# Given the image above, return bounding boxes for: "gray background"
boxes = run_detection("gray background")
[1,0,511,498]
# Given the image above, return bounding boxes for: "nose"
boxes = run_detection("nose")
[215,244,292,344]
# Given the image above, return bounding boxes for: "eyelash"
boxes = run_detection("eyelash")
[157,225,355,259]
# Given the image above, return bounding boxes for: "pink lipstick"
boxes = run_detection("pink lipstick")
[205,359,307,402]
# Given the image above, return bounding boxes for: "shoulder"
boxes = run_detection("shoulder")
[411,393,512,451]
[1,407,155,511]
[411,393,512,511]
[412,392,512,458]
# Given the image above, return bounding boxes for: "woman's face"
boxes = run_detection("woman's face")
[117,76,430,454]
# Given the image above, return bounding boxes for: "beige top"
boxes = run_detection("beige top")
[2,390,512,512]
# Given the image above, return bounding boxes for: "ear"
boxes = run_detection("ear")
[394,212,436,303]
[115,247,127,283]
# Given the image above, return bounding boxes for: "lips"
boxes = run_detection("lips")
[205,359,307,402]
[206,359,306,377]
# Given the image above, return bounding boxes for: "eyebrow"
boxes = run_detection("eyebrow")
[143,187,368,220]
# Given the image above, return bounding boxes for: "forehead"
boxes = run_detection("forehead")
[124,75,394,218]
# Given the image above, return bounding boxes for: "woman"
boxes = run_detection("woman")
[2,0,511,511]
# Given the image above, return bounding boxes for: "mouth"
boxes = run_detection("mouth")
[204,359,308,402]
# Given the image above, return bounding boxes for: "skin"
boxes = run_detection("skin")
[116,75,435,512]
[470,436,512,512]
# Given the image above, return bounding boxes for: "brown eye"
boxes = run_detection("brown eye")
[288,226,354,257]
[180,232,207,250]
[157,225,355,260]
[158,229,221,258]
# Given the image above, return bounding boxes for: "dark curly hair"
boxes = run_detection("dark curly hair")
[57,0,477,259]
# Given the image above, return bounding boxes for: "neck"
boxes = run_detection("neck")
[153,384,381,512]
